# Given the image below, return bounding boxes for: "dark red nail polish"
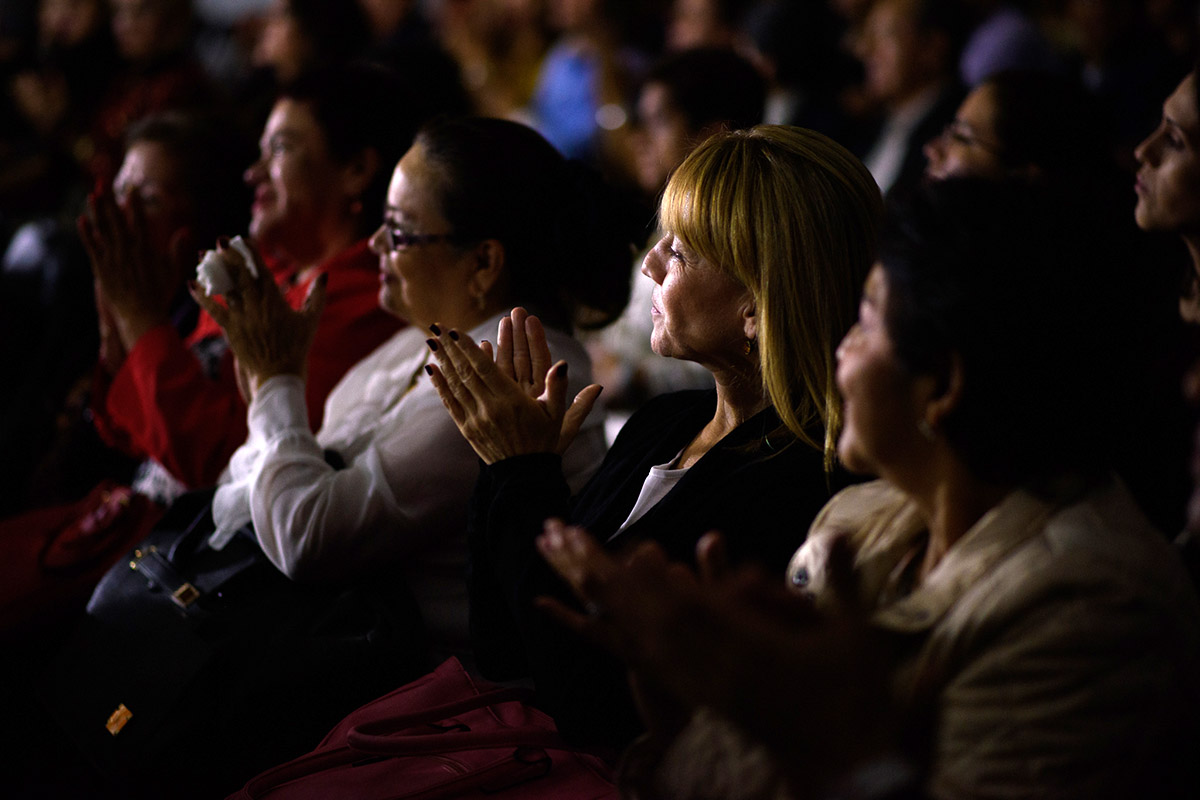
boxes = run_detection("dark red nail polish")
[429,323,441,335]
[448,330,459,341]
[426,339,438,352]
[424,364,433,376]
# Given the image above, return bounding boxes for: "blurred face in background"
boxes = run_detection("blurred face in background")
[357,0,413,35]
[668,0,729,50]
[635,81,695,195]
[547,0,598,33]
[113,139,192,259]
[39,0,104,49]
[856,0,945,108]
[111,0,189,63]
[244,98,345,256]
[924,84,1006,181]
[253,0,309,84]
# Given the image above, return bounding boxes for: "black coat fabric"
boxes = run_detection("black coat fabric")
[467,390,850,749]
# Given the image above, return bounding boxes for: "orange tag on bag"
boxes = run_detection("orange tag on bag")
[106,704,132,736]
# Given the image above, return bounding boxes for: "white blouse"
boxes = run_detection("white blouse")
[211,312,606,661]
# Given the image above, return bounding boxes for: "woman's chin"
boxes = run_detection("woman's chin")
[378,284,408,319]
[836,437,872,476]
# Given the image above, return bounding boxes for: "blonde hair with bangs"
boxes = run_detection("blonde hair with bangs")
[659,125,882,470]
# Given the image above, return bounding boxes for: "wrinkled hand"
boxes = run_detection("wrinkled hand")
[426,307,602,463]
[190,241,326,401]
[79,185,190,350]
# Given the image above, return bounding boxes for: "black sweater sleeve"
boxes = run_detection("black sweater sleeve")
[467,451,572,680]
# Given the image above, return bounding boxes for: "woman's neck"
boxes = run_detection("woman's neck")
[908,465,1011,583]
[1179,236,1200,323]
[676,370,767,470]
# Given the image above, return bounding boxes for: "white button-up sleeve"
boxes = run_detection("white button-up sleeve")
[242,319,604,586]
[247,365,480,583]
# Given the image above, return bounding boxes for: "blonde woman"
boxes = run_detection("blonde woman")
[427,125,882,749]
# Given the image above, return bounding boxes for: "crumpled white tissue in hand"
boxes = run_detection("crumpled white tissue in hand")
[195,235,258,295]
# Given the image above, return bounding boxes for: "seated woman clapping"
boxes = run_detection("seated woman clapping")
[537,178,1200,799]
[194,117,637,666]
[426,125,882,748]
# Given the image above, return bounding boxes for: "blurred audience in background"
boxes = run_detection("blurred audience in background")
[3,2,1200,798]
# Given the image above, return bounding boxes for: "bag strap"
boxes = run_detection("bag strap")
[352,685,530,732]
[346,686,570,756]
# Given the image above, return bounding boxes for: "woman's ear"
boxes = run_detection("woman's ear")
[741,294,758,342]
[341,147,381,202]
[467,239,508,300]
[923,352,964,431]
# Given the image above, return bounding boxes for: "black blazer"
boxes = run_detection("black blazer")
[467,390,851,748]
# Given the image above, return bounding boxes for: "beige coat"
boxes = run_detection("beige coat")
[625,478,1200,799]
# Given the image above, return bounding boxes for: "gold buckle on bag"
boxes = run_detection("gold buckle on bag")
[106,704,133,736]
[171,583,200,608]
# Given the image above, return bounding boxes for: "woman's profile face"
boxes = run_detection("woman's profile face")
[835,265,928,477]
[1135,73,1200,235]
[371,143,477,325]
[244,99,346,256]
[640,230,755,369]
[923,84,1006,182]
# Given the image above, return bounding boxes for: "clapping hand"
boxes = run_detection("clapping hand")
[535,523,901,790]
[426,307,602,463]
[79,184,191,352]
[189,240,326,402]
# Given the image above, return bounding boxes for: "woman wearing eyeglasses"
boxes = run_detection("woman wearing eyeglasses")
[922,69,1113,185]
[195,116,637,667]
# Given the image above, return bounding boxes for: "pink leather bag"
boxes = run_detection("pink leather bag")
[228,657,619,800]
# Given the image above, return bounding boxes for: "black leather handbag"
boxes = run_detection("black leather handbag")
[38,488,430,799]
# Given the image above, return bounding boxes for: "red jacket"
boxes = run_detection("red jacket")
[90,239,400,488]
